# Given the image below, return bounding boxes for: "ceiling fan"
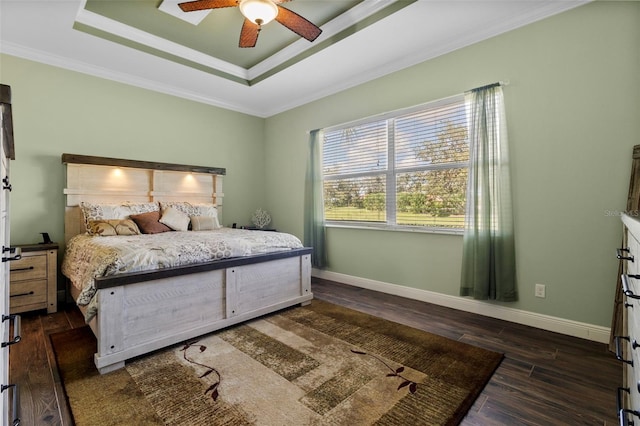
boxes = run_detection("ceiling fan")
[178,0,323,48]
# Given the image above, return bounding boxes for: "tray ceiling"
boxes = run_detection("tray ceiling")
[74,0,400,85]
[0,0,590,117]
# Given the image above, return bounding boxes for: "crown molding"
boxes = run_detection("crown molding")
[258,0,590,117]
[73,0,405,85]
[0,0,591,118]
[75,5,248,79]
[0,42,264,117]
[247,0,396,80]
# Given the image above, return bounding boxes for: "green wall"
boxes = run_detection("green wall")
[264,1,640,327]
[0,54,266,247]
[0,1,638,328]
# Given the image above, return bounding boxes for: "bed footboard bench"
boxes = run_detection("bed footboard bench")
[84,247,312,374]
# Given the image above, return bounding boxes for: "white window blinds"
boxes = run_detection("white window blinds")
[322,94,469,230]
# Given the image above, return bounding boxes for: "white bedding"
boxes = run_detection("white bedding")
[62,228,303,320]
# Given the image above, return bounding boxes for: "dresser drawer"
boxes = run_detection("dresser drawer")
[9,279,47,309]
[9,243,59,314]
[10,254,47,281]
[627,232,640,275]
[626,331,640,412]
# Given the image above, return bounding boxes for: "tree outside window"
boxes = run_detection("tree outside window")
[323,95,468,230]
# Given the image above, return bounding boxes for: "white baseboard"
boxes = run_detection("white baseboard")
[312,269,611,344]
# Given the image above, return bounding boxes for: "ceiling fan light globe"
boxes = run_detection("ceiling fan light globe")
[239,0,278,26]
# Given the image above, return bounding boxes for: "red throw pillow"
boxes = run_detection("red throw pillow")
[129,211,172,234]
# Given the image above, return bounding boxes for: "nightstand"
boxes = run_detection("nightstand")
[9,243,58,314]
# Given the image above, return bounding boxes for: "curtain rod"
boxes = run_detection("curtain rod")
[307,80,510,134]
[467,80,510,93]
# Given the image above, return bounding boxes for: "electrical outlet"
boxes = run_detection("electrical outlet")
[535,283,546,298]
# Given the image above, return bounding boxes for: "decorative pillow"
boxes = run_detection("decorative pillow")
[190,215,221,231]
[80,201,159,232]
[159,207,190,232]
[159,202,218,219]
[88,219,141,236]
[129,211,172,234]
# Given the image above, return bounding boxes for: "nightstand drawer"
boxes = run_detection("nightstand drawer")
[10,254,47,281]
[10,279,47,308]
[9,243,59,314]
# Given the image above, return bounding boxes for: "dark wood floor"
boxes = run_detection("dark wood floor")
[12,278,621,425]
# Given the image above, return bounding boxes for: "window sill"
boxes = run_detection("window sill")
[325,222,464,236]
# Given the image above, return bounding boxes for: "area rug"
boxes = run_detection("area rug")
[51,299,503,425]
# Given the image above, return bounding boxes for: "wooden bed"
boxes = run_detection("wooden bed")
[62,154,312,374]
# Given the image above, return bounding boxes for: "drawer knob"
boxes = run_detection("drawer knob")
[617,387,640,425]
[2,176,11,192]
[10,266,34,273]
[615,336,634,365]
[1,314,21,347]
[1,246,21,263]
[622,274,640,300]
[0,383,20,426]
[10,291,34,298]
[618,247,635,262]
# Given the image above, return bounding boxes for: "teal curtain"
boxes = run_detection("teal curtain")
[460,85,517,301]
[304,129,327,268]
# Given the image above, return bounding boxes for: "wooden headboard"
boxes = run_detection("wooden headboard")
[62,154,225,243]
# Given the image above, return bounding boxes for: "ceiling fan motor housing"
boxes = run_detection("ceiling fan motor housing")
[239,0,279,26]
[178,0,322,48]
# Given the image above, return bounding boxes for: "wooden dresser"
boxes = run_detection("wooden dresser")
[619,213,640,424]
[1,83,19,424]
[9,243,58,314]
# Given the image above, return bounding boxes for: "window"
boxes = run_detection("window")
[322,95,469,231]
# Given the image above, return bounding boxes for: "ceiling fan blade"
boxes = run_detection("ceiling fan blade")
[239,18,260,48]
[178,0,237,13]
[275,5,322,42]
